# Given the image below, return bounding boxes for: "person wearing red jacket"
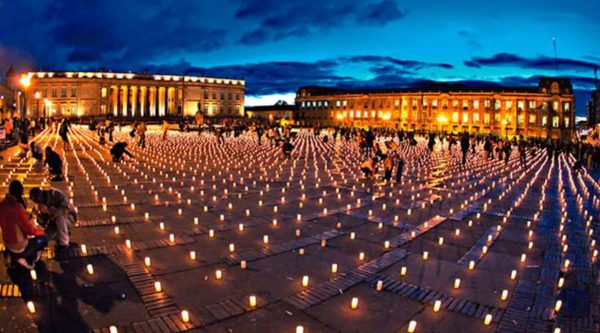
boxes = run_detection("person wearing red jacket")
[0,180,48,270]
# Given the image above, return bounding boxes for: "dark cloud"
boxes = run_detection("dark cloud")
[465,53,600,72]
[340,55,453,70]
[235,0,406,45]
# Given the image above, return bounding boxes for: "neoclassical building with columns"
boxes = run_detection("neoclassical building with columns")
[295,77,575,139]
[16,71,244,119]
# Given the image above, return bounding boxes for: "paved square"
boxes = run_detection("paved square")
[0,126,598,333]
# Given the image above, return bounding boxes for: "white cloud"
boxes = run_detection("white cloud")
[244,93,296,106]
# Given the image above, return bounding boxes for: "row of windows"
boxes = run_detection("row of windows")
[203,91,241,101]
[37,88,77,98]
[301,99,571,112]
[299,111,570,128]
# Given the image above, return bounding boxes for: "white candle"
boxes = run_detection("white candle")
[181,310,189,323]
[27,301,36,313]
[454,278,461,289]
[154,281,162,292]
[407,320,417,332]
[190,251,196,260]
[249,295,257,308]
[215,270,222,280]
[144,257,151,267]
[351,297,359,309]
[484,314,492,325]
[302,275,309,287]
[433,300,441,312]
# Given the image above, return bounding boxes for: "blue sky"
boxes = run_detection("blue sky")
[1,0,599,115]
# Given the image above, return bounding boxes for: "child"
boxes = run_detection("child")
[361,157,376,179]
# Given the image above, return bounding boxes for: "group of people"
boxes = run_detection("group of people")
[0,181,75,270]
[360,139,405,184]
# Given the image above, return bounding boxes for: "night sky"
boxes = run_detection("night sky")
[0,0,599,116]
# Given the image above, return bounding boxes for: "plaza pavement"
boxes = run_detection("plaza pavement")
[0,126,598,333]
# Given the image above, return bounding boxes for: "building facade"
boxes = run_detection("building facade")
[245,103,296,125]
[295,78,575,139]
[14,71,244,119]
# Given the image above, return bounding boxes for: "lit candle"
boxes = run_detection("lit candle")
[30,270,37,280]
[215,270,222,280]
[422,251,429,260]
[209,229,215,238]
[241,260,247,269]
[81,244,88,255]
[433,300,441,312]
[249,295,257,308]
[351,297,359,310]
[154,281,162,292]
[331,263,338,273]
[407,320,417,332]
[302,275,309,287]
[359,252,365,261]
[501,289,508,301]
[144,257,151,267]
[190,251,196,260]
[376,280,383,291]
[27,301,36,313]
[109,326,118,333]
[454,278,461,289]
[554,300,562,312]
[299,248,305,255]
[169,233,175,243]
[181,310,189,323]
[263,235,269,244]
[296,326,304,333]
[558,277,564,288]
[510,270,517,280]
[125,239,132,249]
[484,314,492,325]
[400,266,407,276]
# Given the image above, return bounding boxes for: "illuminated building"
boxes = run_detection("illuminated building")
[245,103,295,125]
[295,78,575,139]
[15,71,244,119]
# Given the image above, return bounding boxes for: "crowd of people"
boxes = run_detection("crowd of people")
[0,113,599,274]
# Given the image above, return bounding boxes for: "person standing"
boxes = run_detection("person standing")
[0,181,48,270]
[137,122,147,148]
[29,187,76,250]
[518,140,527,168]
[58,119,70,149]
[161,120,169,141]
[460,133,470,165]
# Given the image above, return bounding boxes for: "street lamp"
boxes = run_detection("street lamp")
[19,74,32,117]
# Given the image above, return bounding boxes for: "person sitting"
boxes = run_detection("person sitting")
[44,147,64,181]
[29,187,76,251]
[0,181,48,270]
[110,142,133,162]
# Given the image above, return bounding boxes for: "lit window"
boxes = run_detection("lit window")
[343,100,347,107]
[452,112,459,123]
[484,113,490,125]
[453,100,459,108]
[517,115,524,125]
[412,100,417,108]
[564,102,570,111]
[484,100,491,108]
[336,101,340,107]
[517,101,524,111]
[506,101,512,109]
[494,100,501,110]
[462,100,468,110]
[394,100,400,106]
[473,113,480,124]
[462,113,468,123]
[529,114,536,124]
[528,100,536,109]
[564,117,569,127]
[542,116,547,126]
[553,101,559,110]
[494,113,501,122]
[552,116,559,128]
[61,88,67,98]
[473,100,479,110]
[432,99,438,108]
[101,88,107,98]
